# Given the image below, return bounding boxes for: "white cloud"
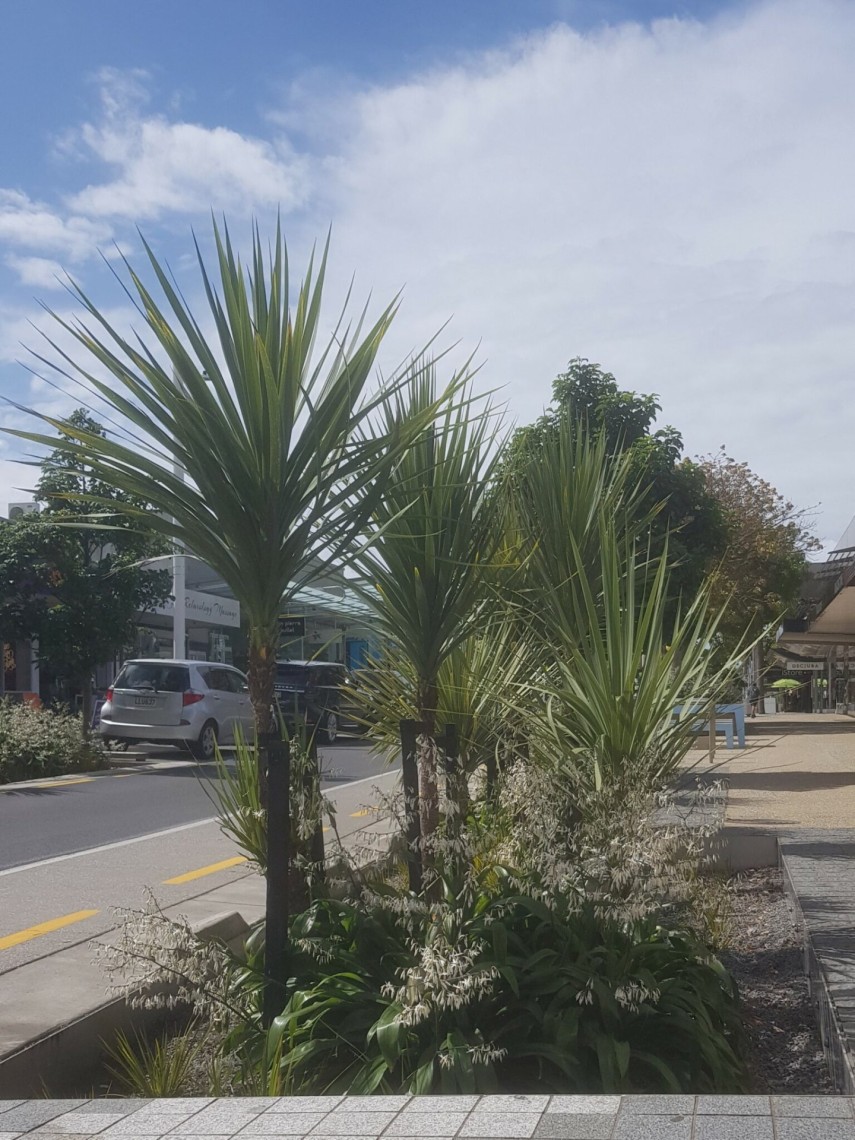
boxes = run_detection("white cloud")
[65,70,309,220]
[285,0,855,547]
[5,255,66,289]
[0,190,112,263]
[3,1,855,550]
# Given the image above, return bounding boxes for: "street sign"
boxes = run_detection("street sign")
[784,661,825,672]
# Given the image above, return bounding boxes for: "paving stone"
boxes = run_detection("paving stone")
[211,1100,288,1114]
[337,1098,411,1113]
[618,1097,694,1116]
[477,1100,548,1114]
[694,1118,773,1140]
[406,1100,480,1114]
[774,1121,855,1140]
[237,1114,328,1135]
[697,1099,770,1116]
[772,1098,854,1118]
[98,1114,192,1136]
[383,1115,468,1137]
[612,1115,692,1140]
[0,1105,24,1115]
[24,1134,95,1140]
[169,1109,267,1135]
[459,1112,542,1138]
[71,1104,152,1117]
[38,1114,127,1134]
[266,1099,344,1113]
[534,1113,615,1139]
[0,1106,87,1132]
[0,1132,21,1140]
[128,1102,213,1116]
[309,1111,398,1136]
[546,1100,620,1116]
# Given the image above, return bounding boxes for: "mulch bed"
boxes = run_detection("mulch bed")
[721,866,833,1093]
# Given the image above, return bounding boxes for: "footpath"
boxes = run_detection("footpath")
[703,713,855,1096]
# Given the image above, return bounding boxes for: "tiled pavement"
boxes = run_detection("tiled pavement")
[778,830,855,1092]
[4,1096,855,1140]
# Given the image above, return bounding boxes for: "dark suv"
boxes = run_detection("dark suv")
[273,661,359,744]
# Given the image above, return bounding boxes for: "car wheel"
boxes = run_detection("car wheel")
[189,720,218,761]
[322,711,338,745]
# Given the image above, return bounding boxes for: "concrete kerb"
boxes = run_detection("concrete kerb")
[0,908,252,1098]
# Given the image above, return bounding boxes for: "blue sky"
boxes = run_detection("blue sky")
[1,0,854,548]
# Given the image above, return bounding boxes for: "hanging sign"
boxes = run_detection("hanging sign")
[279,616,306,638]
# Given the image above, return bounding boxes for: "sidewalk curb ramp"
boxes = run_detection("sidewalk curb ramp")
[0,909,251,1098]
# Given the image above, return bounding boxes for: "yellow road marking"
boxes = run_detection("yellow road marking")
[163,856,248,885]
[0,776,95,792]
[0,909,100,951]
[350,808,376,818]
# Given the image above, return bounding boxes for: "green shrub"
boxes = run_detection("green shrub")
[0,701,106,783]
[232,866,744,1095]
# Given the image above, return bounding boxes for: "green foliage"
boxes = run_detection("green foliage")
[239,868,743,1095]
[0,409,170,717]
[37,410,170,687]
[204,735,267,873]
[353,626,530,778]
[104,1025,207,1098]
[202,729,329,900]
[505,358,727,608]
[0,516,60,644]
[355,364,504,724]
[698,447,820,653]
[0,700,106,783]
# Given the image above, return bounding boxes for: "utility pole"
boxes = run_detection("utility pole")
[172,454,186,659]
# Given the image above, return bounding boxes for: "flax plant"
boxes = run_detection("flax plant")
[8,217,451,1023]
[516,500,751,799]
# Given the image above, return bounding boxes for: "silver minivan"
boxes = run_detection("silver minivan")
[99,659,254,760]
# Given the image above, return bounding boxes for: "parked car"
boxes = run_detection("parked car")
[273,660,362,744]
[99,659,253,760]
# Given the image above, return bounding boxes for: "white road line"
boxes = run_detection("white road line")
[0,768,400,879]
[0,817,219,878]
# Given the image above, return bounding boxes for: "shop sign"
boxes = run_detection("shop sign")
[279,615,306,638]
[784,661,825,672]
[155,589,241,628]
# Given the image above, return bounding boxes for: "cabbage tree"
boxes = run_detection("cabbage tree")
[8,218,445,1022]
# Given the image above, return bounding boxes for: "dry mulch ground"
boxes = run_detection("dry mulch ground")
[720,866,833,1093]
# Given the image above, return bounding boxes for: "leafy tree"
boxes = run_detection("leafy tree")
[0,411,171,724]
[698,447,820,652]
[34,409,171,730]
[0,515,59,651]
[506,358,727,607]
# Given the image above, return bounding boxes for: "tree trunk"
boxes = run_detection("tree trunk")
[248,638,276,806]
[417,683,440,842]
[247,628,292,1029]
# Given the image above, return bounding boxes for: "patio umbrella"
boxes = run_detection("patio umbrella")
[770,677,803,689]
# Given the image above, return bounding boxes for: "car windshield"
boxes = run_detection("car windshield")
[114,663,190,693]
[275,665,311,690]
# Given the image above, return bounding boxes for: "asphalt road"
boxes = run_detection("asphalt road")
[0,740,393,871]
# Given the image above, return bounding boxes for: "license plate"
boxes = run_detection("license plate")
[134,696,156,707]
